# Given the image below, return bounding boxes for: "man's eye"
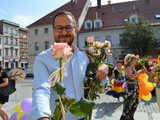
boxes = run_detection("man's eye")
[66,26,72,29]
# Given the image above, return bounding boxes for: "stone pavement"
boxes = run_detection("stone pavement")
[3,79,32,115]
[2,79,160,120]
[92,94,160,120]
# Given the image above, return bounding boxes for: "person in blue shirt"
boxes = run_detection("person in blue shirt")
[29,11,108,120]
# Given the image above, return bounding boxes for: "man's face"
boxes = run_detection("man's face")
[53,15,77,46]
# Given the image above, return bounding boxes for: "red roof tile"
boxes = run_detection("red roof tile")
[27,0,88,28]
[80,0,160,33]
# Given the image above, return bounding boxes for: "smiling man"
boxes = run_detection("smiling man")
[29,11,107,120]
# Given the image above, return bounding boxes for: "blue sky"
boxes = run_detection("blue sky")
[0,0,134,27]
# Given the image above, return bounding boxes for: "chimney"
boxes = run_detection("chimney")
[97,0,101,9]
[71,0,77,4]
[108,0,111,5]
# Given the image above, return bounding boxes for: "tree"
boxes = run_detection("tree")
[121,19,156,56]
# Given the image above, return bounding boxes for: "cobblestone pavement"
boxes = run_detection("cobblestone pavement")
[3,79,160,120]
[3,78,32,116]
[92,94,160,120]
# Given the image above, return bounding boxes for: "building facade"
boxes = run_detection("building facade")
[27,0,91,63]
[27,0,160,64]
[0,20,29,69]
[19,28,29,69]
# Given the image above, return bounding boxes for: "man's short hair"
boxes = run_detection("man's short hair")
[52,11,77,27]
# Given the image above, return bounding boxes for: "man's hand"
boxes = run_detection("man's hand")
[38,117,50,120]
[96,64,108,80]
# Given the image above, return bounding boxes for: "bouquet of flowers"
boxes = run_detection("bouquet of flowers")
[48,43,94,120]
[84,36,111,101]
[156,56,160,86]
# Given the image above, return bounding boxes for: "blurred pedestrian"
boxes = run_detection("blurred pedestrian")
[0,66,9,120]
[120,54,140,120]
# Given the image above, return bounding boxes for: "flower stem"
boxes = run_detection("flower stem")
[60,59,62,82]
[59,95,66,120]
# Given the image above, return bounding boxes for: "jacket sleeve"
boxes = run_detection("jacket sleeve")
[28,56,52,120]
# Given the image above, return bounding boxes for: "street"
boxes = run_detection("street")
[3,78,160,120]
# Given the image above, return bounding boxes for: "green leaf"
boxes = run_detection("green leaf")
[52,82,65,95]
[70,99,95,117]
[53,104,62,120]
[65,98,77,107]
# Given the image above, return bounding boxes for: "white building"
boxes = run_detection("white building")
[0,20,29,69]
[27,0,160,64]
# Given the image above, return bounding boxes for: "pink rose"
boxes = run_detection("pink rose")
[86,36,95,43]
[51,43,73,59]
[96,64,108,80]
[92,41,104,48]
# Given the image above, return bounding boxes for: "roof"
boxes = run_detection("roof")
[27,0,88,28]
[19,27,28,32]
[80,0,160,33]
[0,19,19,27]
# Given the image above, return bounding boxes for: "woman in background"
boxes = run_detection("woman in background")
[120,54,140,120]
[0,67,9,120]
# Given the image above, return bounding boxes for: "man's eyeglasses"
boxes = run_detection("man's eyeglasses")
[54,25,75,32]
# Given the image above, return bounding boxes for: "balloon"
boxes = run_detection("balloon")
[9,112,18,120]
[17,112,25,120]
[122,82,126,89]
[142,93,152,101]
[13,104,22,112]
[21,98,32,113]
[20,115,28,120]
[138,73,154,101]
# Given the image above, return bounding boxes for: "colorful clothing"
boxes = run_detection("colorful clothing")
[106,68,125,99]
[120,80,139,120]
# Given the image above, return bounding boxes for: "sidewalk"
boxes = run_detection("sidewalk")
[3,79,160,120]
[3,79,32,115]
[92,94,160,120]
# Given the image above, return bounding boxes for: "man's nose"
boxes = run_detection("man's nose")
[61,29,67,35]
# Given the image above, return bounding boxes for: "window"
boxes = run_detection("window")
[15,49,18,56]
[44,28,48,34]
[94,19,103,29]
[123,18,129,22]
[119,34,126,46]
[10,47,14,56]
[84,20,93,29]
[155,14,160,19]
[34,29,38,35]
[5,48,9,56]
[15,39,18,46]
[35,42,39,51]
[44,41,49,49]
[105,35,112,46]
[11,37,13,45]
[129,14,138,23]
[5,37,8,45]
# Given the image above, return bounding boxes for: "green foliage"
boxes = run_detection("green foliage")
[50,83,94,120]
[52,82,65,95]
[121,18,156,56]
[70,99,95,117]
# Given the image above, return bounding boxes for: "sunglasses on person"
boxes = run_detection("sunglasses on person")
[54,25,75,32]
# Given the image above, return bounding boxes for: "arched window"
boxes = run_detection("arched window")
[129,14,138,23]
[94,19,103,28]
[84,20,93,29]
